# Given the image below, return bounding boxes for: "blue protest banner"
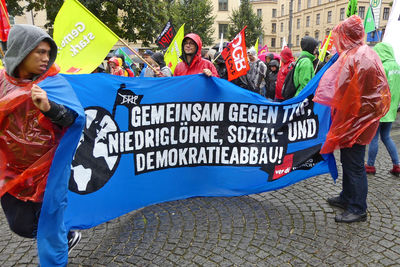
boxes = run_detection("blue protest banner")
[37,54,338,266]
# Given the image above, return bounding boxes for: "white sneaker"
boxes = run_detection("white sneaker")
[67,230,81,255]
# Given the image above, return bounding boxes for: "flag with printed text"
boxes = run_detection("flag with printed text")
[53,0,119,74]
[221,26,249,81]
[164,24,185,74]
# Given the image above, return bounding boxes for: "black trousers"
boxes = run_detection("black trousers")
[340,144,368,214]
[1,193,42,238]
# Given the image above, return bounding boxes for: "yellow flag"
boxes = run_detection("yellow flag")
[318,31,331,62]
[255,38,259,54]
[53,0,119,74]
[164,24,185,74]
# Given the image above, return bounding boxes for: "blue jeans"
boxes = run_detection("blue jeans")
[340,144,368,214]
[367,122,399,166]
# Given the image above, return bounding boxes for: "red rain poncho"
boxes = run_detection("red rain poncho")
[0,65,65,202]
[275,47,295,100]
[313,15,391,154]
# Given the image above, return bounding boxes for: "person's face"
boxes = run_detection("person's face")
[143,54,151,61]
[266,57,271,63]
[248,53,256,62]
[271,66,277,72]
[183,39,197,55]
[17,41,51,79]
[109,62,116,69]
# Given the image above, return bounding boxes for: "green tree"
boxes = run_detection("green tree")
[170,0,215,46]
[228,0,263,48]
[6,0,170,47]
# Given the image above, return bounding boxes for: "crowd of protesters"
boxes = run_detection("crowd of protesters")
[0,19,399,265]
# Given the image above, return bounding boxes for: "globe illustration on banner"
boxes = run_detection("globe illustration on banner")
[69,107,120,194]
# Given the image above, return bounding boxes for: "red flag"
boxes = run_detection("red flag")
[221,26,249,81]
[321,35,333,52]
[0,0,10,42]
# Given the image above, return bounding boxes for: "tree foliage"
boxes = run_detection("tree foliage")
[5,0,171,47]
[228,0,263,48]
[170,0,215,46]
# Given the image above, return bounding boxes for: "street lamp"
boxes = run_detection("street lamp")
[288,0,293,48]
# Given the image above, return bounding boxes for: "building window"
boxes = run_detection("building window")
[315,31,319,40]
[271,38,276,48]
[307,0,311,8]
[306,16,310,27]
[219,24,228,37]
[218,0,228,11]
[318,0,322,4]
[298,0,301,11]
[280,37,283,48]
[272,9,277,18]
[257,9,262,17]
[296,35,300,46]
[281,4,284,16]
[327,11,332,23]
[272,23,276,33]
[383,8,390,20]
[358,6,365,19]
[316,13,320,25]
[297,18,300,29]
[281,22,284,32]
[340,8,345,20]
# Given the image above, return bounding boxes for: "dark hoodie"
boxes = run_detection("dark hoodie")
[265,60,279,99]
[174,33,218,77]
[4,24,57,81]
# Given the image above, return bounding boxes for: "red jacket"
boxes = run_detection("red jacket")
[275,47,295,100]
[174,33,219,77]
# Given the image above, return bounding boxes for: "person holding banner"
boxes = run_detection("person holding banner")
[314,15,391,223]
[174,33,218,77]
[0,25,83,254]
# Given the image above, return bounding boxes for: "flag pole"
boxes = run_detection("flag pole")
[0,45,4,57]
[118,38,158,73]
[212,53,222,64]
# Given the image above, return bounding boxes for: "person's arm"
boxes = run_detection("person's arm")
[203,61,219,77]
[42,101,77,128]
[31,84,77,128]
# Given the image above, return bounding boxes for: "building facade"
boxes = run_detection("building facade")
[10,0,393,53]
[253,0,392,53]
[210,0,241,45]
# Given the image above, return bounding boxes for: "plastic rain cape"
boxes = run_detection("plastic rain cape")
[313,15,391,154]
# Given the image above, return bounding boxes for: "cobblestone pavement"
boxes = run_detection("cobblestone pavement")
[1,117,400,266]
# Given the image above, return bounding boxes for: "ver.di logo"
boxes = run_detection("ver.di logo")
[371,0,380,8]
